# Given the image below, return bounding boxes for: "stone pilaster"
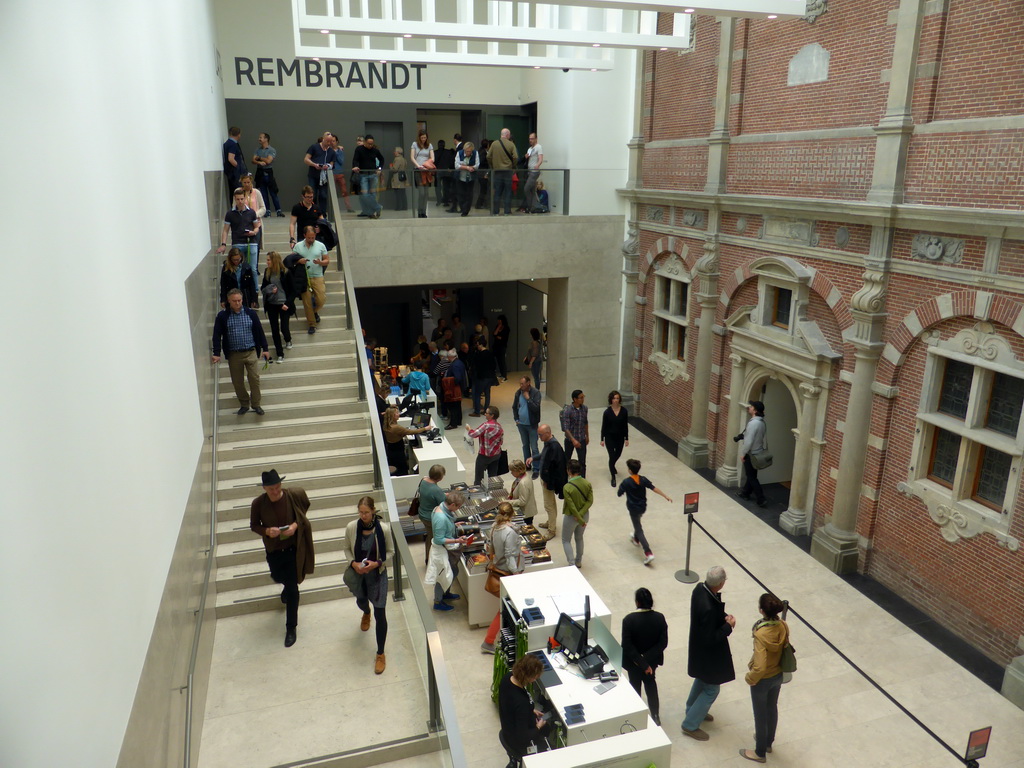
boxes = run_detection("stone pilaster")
[1002,637,1024,709]
[679,233,720,469]
[811,265,888,573]
[620,221,641,409]
[868,0,927,204]
[626,49,647,191]
[780,383,821,535]
[715,352,746,487]
[705,18,735,195]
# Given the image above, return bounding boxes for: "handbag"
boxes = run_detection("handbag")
[496,449,510,476]
[342,564,361,594]
[750,424,773,470]
[398,170,407,182]
[484,567,508,597]
[407,492,421,517]
[780,641,797,673]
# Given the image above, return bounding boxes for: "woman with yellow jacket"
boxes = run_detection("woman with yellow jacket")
[740,593,789,763]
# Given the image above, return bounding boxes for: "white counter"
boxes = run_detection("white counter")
[500,566,612,651]
[522,721,671,768]
[391,413,464,499]
[455,553,557,628]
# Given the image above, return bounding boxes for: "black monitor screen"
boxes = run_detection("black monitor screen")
[553,613,586,659]
[411,411,431,429]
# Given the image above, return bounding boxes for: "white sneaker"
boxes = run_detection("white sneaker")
[630,536,640,547]
[643,553,655,565]
[286,341,293,349]
[277,356,285,363]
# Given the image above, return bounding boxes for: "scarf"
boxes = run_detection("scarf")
[354,516,387,564]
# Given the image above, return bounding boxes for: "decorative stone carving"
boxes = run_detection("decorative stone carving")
[930,502,981,544]
[835,226,850,248]
[682,209,705,228]
[911,234,965,264]
[851,270,887,314]
[645,206,664,223]
[647,352,686,384]
[695,236,719,277]
[622,223,640,259]
[763,216,816,245]
[657,253,686,277]
[895,481,1020,551]
[634,296,648,306]
[736,216,748,234]
[788,43,830,86]
[804,0,828,24]
[954,322,1018,364]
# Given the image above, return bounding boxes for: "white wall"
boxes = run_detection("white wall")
[0,1,225,766]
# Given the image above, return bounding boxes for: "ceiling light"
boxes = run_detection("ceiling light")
[403,33,412,38]
[660,47,668,51]
[312,57,320,61]
[380,59,387,63]
[767,14,778,18]
[319,29,329,34]
[590,68,597,72]
[533,66,541,69]
[684,8,695,12]
[592,43,600,47]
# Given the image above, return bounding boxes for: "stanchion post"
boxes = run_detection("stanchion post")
[675,513,699,583]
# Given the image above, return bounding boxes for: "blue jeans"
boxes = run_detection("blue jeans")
[517,423,539,465]
[359,172,382,215]
[531,356,543,387]
[491,170,513,214]
[681,678,721,731]
[472,378,492,413]
[751,673,783,757]
[259,176,281,213]
[232,241,259,280]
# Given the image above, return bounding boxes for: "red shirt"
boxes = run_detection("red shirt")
[469,419,504,457]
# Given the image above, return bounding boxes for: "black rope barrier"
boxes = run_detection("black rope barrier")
[688,514,969,766]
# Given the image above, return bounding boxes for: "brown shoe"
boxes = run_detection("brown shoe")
[681,727,709,741]
[360,612,371,632]
[704,713,714,722]
[374,653,386,675]
[739,749,765,763]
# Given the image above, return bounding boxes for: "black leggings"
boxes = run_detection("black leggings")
[266,303,292,357]
[605,436,625,477]
[357,601,388,655]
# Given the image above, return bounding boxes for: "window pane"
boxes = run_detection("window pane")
[975,447,1012,506]
[676,325,686,361]
[937,359,972,419]
[773,287,792,327]
[673,283,688,317]
[929,428,960,485]
[657,277,670,312]
[657,318,669,354]
[987,372,1024,437]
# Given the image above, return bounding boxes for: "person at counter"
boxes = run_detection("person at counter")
[466,406,505,485]
[507,460,538,526]
[480,502,524,654]
[425,490,469,612]
[416,464,448,565]
[621,587,669,726]
[383,406,431,476]
[498,654,552,767]
[402,359,432,396]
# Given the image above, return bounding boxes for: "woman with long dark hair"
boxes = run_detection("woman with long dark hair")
[343,497,395,675]
[492,314,510,381]
[410,129,435,218]
[601,390,630,487]
[526,327,543,387]
[261,250,294,363]
[740,593,790,763]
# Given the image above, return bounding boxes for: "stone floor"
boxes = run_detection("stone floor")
[199,374,1024,768]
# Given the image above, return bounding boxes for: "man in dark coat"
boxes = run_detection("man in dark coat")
[681,565,735,740]
[530,423,567,541]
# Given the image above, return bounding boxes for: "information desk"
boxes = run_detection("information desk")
[390,413,464,500]
[522,723,671,768]
[455,550,556,628]
[536,649,649,746]
[500,566,613,651]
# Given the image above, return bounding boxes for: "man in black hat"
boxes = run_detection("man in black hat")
[250,470,315,647]
[734,401,768,507]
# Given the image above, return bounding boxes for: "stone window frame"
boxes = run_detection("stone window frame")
[901,323,1024,548]
[750,258,811,341]
[647,257,691,384]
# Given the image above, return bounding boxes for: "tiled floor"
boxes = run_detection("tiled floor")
[198,375,1024,768]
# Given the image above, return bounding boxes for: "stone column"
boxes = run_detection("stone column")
[619,222,641,409]
[780,383,821,535]
[868,0,926,204]
[705,18,735,195]
[626,49,647,191]
[811,268,888,573]
[1002,637,1024,709]
[715,353,746,487]
[679,234,720,469]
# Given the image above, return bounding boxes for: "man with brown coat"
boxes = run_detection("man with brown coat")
[250,469,315,647]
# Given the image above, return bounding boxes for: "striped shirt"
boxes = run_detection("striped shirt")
[468,419,504,457]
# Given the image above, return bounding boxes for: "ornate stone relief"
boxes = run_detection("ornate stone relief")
[896,482,1020,551]
[647,352,686,384]
[657,253,686,277]
[695,237,719,278]
[681,209,705,228]
[954,322,1018,364]
[622,223,640,259]
[804,0,828,23]
[736,216,748,234]
[851,270,887,314]
[834,226,850,248]
[763,216,819,246]
[911,234,964,264]
[645,206,664,223]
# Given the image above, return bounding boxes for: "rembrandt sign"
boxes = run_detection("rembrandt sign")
[234,57,427,90]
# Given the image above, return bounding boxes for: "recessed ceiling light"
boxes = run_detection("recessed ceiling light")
[319,29,329,34]
[590,68,597,72]
[533,65,540,69]
[592,43,600,47]
[403,33,412,38]
[684,8,695,13]
[312,57,320,61]
[767,14,778,19]
[660,47,668,51]
[380,59,387,63]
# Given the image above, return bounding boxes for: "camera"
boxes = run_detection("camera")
[562,68,569,73]
[733,433,744,443]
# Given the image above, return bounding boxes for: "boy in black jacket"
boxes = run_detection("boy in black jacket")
[617,458,672,565]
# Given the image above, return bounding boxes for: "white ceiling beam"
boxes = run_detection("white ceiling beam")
[515,0,806,17]
[292,42,615,69]
[301,15,693,49]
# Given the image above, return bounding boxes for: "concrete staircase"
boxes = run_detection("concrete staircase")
[213,265,383,618]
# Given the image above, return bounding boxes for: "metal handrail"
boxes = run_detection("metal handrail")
[330,183,469,766]
[182,267,222,768]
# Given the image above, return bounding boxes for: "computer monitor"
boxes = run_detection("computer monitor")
[553,612,587,661]
[411,411,431,429]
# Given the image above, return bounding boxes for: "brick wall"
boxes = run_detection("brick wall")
[727,139,875,199]
[648,15,719,141]
[903,131,1024,209]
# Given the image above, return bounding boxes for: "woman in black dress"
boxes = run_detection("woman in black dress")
[601,389,630,487]
[498,654,551,766]
[621,587,669,726]
[492,313,511,381]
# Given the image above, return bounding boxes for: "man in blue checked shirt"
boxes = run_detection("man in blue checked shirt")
[560,389,590,478]
[212,289,271,415]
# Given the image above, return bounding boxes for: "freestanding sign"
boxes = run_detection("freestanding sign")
[964,726,992,765]
[683,492,699,515]
[675,492,700,584]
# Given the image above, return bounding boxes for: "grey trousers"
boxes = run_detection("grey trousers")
[561,511,589,566]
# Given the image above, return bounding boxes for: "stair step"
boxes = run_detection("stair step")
[217,447,371,480]
[216,399,364,423]
[218,368,356,389]
[214,571,348,617]
[217,553,349,591]
[217,412,367,441]
[216,505,363,544]
[216,428,370,459]
[217,468,375,501]
[217,483,383,522]
[231,356,359,375]
[216,527,348,567]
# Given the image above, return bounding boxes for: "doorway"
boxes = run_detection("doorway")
[365,121,404,209]
[749,377,798,485]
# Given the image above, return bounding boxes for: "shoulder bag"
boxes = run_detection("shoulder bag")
[407,486,421,517]
[750,424,773,470]
[780,639,797,673]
